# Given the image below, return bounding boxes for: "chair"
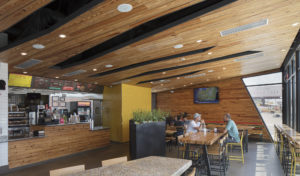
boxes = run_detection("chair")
[49,165,85,176]
[101,156,128,166]
[226,132,244,164]
[289,141,300,176]
[187,167,196,176]
[207,134,228,176]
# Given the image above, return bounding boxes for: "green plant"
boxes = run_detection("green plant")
[132,109,169,124]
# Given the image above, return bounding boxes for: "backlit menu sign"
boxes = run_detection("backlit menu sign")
[8,74,32,88]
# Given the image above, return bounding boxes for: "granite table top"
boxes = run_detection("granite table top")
[67,156,192,176]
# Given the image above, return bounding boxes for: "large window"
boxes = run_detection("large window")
[243,73,282,140]
[282,48,300,131]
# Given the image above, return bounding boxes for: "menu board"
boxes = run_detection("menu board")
[8,74,32,87]
[30,76,103,93]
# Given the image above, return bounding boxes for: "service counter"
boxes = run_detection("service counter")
[8,123,110,168]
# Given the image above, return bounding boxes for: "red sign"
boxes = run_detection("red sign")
[78,102,90,106]
[62,86,74,91]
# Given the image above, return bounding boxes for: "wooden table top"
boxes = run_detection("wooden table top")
[275,124,300,145]
[166,130,177,135]
[66,156,192,176]
[179,131,227,146]
[206,124,255,130]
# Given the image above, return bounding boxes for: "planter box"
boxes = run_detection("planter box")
[130,120,166,159]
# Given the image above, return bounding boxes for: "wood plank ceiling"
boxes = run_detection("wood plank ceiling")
[0,0,300,93]
[0,0,51,31]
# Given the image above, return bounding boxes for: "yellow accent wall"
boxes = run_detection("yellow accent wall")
[103,84,152,142]
[121,84,152,142]
[103,85,122,142]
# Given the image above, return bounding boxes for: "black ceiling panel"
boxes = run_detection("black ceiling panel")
[90,46,214,77]
[0,0,104,52]
[137,70,203,84]
[126,51,262,79]
[52,0,236,69]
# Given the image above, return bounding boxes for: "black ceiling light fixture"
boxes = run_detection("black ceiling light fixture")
[52,0,236,69]
[126,51,262,79]
[0,0,105,52]
[90,46,214,77]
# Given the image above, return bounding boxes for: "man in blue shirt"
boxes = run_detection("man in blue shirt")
[224,113,240,143]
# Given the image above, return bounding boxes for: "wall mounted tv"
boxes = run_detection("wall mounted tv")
[194,87,219,104]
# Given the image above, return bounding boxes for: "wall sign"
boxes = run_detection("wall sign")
[0,80,6,90]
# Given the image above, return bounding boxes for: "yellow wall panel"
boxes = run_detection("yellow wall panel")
[121,84,152,142]
[102,85,122,142]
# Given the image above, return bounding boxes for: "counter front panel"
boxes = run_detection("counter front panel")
[9,124,110,168]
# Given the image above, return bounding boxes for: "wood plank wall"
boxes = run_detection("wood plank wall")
[9,124,110,168]
[156,77,271,141]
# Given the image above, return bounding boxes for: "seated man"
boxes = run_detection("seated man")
[186,113,205,133]
[224,113,240,143]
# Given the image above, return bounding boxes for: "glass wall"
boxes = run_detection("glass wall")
[283,50,300,131]
[243,73,282,140]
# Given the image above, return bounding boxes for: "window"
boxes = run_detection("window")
[243,73,282,140]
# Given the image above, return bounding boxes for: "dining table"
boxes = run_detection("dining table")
[179,130,227,176]
[66,156,192,176]
[206,124,254,152]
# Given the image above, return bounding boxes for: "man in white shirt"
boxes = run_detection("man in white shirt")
[186,113,205,133]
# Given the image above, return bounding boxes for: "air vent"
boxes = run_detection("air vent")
[234,52,264,62]
[14,59,42,69]
[62,70,87,77]
[220,19,268,37]
[184,73,206,78]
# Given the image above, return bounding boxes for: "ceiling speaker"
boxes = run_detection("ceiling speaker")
[0,80,6,90]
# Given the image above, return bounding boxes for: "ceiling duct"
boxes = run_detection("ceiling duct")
[14,59,42,69]
[0,33,8,48]
[220,19,268,37]
[62,69,87,77]
[184,73,206,78]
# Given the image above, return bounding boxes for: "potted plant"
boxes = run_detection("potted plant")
[130,109,169,159]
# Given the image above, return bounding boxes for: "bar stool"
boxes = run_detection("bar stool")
[289,141,300,176]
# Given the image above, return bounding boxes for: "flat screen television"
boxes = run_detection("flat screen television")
[194,87,219,104]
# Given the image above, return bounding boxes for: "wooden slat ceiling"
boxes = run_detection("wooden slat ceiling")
[0,0,51,31]
[0,0,300,93]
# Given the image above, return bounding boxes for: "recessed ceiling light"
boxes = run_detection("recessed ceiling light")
[170,90,174,93]
[94,82,98,84]
[117,4,133,12]
[183,85,186,87]
[281,49,286,52]
[292,22,299,27]
[161,84,164,86]
[32,44,45,49]
[174,44,183,49]
[207,79,210,81]
[223,67,226,70]
[150,81,153,84]
[74,79,78,82]
[218,76,221,79]
[190,83,193,85]
[177,77,180,79]
[59,34,67,38]
[93,68,97,71]
[55,76,59,79]
[105,64,113,68]
[171,87,174,89]
[23,71,28,74]
[162,72,166,74]
[208,70,214,73]
[21,52,27,56]
[208,52,212,55]
[180,57,186,61]
[197,40,202,43]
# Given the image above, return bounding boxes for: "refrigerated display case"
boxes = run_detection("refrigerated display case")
[77,101,91,122]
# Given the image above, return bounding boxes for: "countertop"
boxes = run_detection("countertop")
[33,122,90,127]
[67,156,192,176]
[8,135,45,142]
